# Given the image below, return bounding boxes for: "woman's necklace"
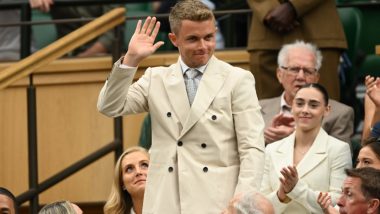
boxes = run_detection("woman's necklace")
[295,147,309,155]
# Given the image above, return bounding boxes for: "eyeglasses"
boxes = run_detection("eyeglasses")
[281,66,318,77]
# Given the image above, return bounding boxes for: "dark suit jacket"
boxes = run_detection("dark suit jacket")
[247,0,347,50]
[259,96,354,143]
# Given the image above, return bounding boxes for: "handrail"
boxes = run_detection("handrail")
[0,7,125,90]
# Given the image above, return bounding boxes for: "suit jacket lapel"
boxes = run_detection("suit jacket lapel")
[296,129,328,178]
[273,134,295,175]
[164,62,190,129]
[180,56,227,137]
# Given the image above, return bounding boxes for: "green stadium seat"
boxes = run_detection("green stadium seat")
[31,10,57,49]
[359,54,380,77]
[338,7,363,76]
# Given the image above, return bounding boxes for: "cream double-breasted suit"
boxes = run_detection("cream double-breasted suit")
[261,129,352,213]
[98,56,265,213]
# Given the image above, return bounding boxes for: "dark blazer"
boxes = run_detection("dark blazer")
[260,96,354,143]
[247,0,347,50]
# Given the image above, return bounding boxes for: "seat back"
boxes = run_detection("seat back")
[338,7,363,67]
[32,10,57,49]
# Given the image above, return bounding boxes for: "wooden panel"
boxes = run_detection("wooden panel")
[377,45,380,55]
[0,87,29,196]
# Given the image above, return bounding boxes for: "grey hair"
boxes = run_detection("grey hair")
[234,192,272,214]
[277,40,323,71]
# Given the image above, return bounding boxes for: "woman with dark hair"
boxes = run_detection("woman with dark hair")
[261,83,352,213]
[104,146,149,214]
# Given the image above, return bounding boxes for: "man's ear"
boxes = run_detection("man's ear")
[168,33,178,47]
[276,68,283,83]
[367,198,379,214]
[315,71,320,82]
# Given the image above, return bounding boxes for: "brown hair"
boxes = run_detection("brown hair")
[169,0,215,34]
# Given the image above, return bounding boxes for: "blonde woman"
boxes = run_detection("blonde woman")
[104,146,149,214]
[38,201,82,214]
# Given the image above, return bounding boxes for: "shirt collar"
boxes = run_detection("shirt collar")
[179,57,208,75]
[280,92,292,115]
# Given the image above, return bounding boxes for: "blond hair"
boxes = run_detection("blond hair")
[38,201,76,214]
[169,0,215,34]
[104,146,149,214]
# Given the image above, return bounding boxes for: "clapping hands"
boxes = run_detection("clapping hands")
[264,113,295,144]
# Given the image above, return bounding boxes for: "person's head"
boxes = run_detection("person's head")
[338,167,380,214]
[168,0,217,68]
[292,83,330,132]
[0,187,17,214]
[277,41,322,104]
[38,201,82,214]
[104,146,150,214]
[357,138,380,169]
[233,191,274,214]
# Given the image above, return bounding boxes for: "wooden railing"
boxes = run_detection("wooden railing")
[0,7,125,89]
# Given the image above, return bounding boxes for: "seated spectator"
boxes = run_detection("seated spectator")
[104,146,149,214]
[338,168,380,214]
[29,0,119,57]
[222,191,274,214]
[362,75,380,142]
[261,83,352,213]
[260,41,354,145]
[0,10,37,61]
[318,137,380,213]
[38,200,82,214]
[0,187,17,214]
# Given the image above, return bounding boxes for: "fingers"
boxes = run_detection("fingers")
[140,16,152,34]
[150,20,161,40]
[134,20,142,34]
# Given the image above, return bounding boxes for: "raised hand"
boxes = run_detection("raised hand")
[264,113,295,144]
[317,192,338,214]
[365,75,380,108]
[123,16,165,67]
[279,166,298,194]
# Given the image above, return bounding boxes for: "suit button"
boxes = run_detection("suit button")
[168,167,173,172]
[201,143,207,148]
[177,141,183,146]
[167,112,172,117]
[203,167,208,173]
[211,115,217,120]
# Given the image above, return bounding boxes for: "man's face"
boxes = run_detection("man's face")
[338,177,369,214]
[277,47,320,103]
[0,195,15,214]
[169,19,216,68]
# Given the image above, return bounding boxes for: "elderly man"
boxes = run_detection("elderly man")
[338,167,380,214]
[260,41,354,145]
